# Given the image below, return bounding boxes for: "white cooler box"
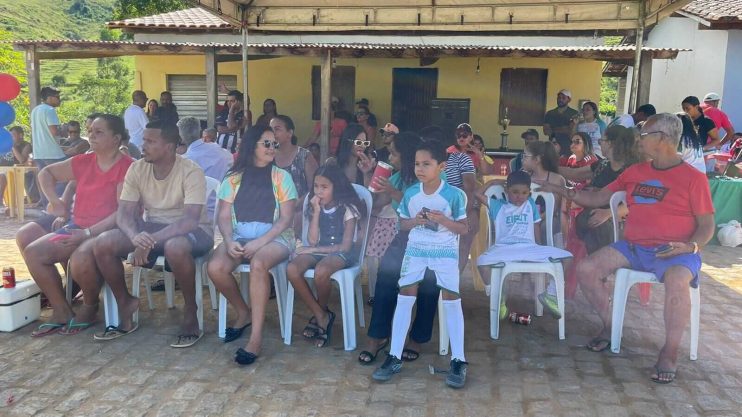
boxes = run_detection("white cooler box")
[0,280,41,332]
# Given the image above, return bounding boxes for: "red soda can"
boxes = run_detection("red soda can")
[508,312,531,325]
[2,267,16,288]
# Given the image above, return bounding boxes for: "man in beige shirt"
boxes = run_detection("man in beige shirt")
[93,120,212,348]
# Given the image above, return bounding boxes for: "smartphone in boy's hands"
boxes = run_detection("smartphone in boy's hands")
[420,207,439,231]
[655,244,673,255]
[49,226,72,242]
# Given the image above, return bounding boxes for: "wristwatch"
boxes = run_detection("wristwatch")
[567,187,577,199]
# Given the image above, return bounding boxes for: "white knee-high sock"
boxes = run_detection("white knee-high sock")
[389,294,416,359]
[443,298,466,362]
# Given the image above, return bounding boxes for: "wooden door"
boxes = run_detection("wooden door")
[392,68,438,132]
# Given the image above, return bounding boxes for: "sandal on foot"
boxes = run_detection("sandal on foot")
[31,322,65,337]
[314,310,336,348]
[586,337,611,352]
[651,366,677,384]
[170,332,204,348]
[302,316,320,339]
[235,348,258,365]
[224,323,251,343]
[401,348,420,362]
[93,323,139,341]
[358,339,389,366]
[59,318,94,336]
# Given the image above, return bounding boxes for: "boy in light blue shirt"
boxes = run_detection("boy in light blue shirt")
[373,140,470,388]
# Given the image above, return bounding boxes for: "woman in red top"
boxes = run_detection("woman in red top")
[562,132,599,298]
[25,114,134,337]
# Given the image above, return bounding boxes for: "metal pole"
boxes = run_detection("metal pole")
[628,0,645,114]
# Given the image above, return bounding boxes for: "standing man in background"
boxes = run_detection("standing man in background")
[124,90,149,152]
[30,87,66,207]
[543,89,578,156]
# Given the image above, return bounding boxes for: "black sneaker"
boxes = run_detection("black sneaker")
[445,358,468,388]
[372,353,402,382]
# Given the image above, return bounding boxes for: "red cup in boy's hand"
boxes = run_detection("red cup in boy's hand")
[369,161,393,193]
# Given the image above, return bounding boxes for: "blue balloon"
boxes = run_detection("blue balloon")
[0,128,12,153]
[0,102,14,126]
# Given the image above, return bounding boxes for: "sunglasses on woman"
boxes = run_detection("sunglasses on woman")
[353,139,371,147]
[261,140,280,149]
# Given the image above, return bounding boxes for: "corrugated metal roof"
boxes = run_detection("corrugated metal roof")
[107,7,233,30]
[6,39,687,52]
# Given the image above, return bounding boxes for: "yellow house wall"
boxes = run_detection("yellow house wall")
[135,55,602,150]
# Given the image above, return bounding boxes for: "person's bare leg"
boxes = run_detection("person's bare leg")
[312,256,345,346]
[0,174,7,207]
[163,236,199,335]
[16,222,47,257]
[286,254,320,336]
[207,244,249,328]
[653,266,693,381]
[243,242,289,355]
[68,238,101,323]
[93,229,138,330]
[24,234,78,323]
[576,245,630,341]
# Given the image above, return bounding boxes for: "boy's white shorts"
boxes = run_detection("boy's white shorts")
[399,255,460,295]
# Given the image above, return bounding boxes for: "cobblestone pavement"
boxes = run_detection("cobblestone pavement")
[0,216,741,416]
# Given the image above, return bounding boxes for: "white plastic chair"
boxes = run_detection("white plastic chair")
[216,261,289,339]
[102,176,221,330]
[482,184,566,341]
[608,191,700,360]
[283,184,373,351]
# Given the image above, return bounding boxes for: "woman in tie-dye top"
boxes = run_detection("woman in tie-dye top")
[207,125,298,366]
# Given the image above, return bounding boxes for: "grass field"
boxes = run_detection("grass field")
[0,0,122,85]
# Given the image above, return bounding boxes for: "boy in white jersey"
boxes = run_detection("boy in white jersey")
[477,171,571,315]
[372,141,469,388]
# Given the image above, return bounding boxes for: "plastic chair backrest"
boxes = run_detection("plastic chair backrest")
[483,183,555,247]
[205,176,221,227]
[301,183,373,267]
[609,191,626,243]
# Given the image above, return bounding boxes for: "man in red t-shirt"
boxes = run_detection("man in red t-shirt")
[536,113,715,384]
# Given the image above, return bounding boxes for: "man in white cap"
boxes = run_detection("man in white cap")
[701,93,735,148]
[543,89,578,156]
[375,122,399,163]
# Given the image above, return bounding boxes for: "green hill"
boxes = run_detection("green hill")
[0,0,129,85]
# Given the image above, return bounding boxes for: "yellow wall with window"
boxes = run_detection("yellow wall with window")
[135,54,601,150]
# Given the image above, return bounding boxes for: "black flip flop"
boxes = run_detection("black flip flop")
[224,322,252,343]
[314,310,336,348]
[302,316,320,340]
[402,348,420,362]
[358,339,389,366]
[235,348,258,365]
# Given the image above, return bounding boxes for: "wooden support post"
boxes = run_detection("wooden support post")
[241,24,249,124]
[319,49,332,163]
[628,0,645,114]
[636,51,653,108]
[205,48,218,128]
[25,45,40,109]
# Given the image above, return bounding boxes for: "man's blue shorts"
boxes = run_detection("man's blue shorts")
[611,240,702,288]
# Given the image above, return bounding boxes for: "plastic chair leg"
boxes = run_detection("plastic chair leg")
[283,284,295,345]
[534,273,545,317]
[690,286,700,361]
[554,267,566,340]
[337,274,357,351]
[271,264,288,338]
[195,260,204,331]
[135,267,154,311]
[490,268,504,340]
[164,271,175,309]
[438,294,449,355]
[355,276,365,328]
[103,283,119,328]
[610,269,633,354]
[218,292,227,339]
